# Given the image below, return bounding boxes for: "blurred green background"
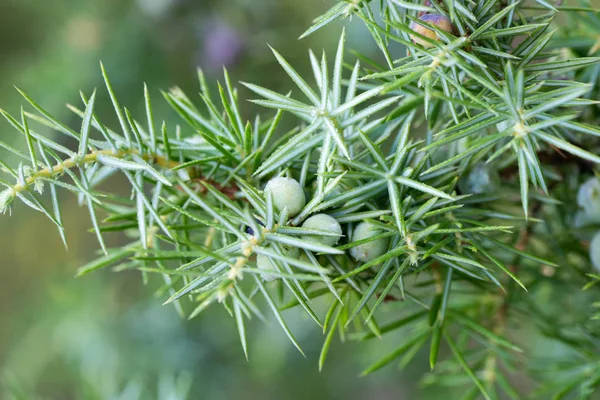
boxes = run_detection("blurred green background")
[0,1,437,398]
[6,1,598,398]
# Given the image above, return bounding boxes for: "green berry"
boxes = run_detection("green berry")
[574,210,600,228]
[256,246,300,281]
[265,177,306,217]
[458,163,500,195]
[256,253,279,282]
[349,222,389,263]
[589,231,600,272]
[577,177,600,217]
[301,214,342,247]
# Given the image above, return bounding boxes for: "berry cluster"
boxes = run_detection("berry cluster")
[256,177,388,280]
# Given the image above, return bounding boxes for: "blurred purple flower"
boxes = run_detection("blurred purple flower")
[199,18,244,72]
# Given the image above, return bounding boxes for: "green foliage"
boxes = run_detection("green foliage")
[1,0,600,398]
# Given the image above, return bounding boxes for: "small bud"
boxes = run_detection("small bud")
[409,14,453,48]
[34,180,44,194]
[228,257,246,280]
[264,177,306,217]
[349,221,390,263]
[301,214,342,247]
[216,287,229,303]
[0,188,15,214]
[22,165,34,177]
[242,242,253,257]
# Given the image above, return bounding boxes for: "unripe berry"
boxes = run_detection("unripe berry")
[264,177,306,217]
[301,214,342,247]
[409,14,453,48]
[349,222,389,263]
[577,177,600,217]
[589,231,600,272]
[458,163,500,195]
[574,210,588,228]
[256,253,279,282]
[256,246,300,281]
[574,210,600,229]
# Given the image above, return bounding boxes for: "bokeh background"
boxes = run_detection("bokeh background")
[2,1,597,399]
[0,1,436,399]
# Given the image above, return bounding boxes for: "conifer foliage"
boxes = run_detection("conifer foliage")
[1,0,600,397]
